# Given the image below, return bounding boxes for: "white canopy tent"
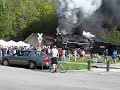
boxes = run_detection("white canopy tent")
[0,40,30,47]
[17,41,30,47]
[7,40,18,46]
[0,39,7,46]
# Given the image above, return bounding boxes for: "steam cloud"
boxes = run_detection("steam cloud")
[57,0,120,36]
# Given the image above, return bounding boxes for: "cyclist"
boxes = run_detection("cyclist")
[51,45,59,73]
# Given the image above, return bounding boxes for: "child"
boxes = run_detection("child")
[93,53,97,63]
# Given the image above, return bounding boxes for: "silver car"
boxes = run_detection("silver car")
[1,50,50,69]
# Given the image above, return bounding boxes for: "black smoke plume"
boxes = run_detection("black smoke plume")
[57,0,120,37]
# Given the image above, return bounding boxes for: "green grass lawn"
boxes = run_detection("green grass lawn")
[64,55,120,70]
[67,63,87,70]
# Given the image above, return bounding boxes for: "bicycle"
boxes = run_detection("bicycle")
[42,60,68,73]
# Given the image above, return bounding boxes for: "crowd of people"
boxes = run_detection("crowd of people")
[0,45,29,57]
[40,45,86,73]
[40,46,86,62]
[92,49,119,64]
[36,46,120,65]
[0,44,119,65]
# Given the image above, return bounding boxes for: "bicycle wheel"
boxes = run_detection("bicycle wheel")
[57,62,68,73]
[42,62,52,72]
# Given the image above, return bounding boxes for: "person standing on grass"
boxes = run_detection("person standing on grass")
[79,49,85,60]
[79,49,83,60]
[58,48,63,61]
[104,49,109,63]
[74,49,77,61]
[82,50,85,59]
[93,53,97,63]
[68,50,71,61]
[112,50,117,64]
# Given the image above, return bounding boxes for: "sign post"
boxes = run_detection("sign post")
[106,61,110,71]
[88,60,91,70]
[37,33,43,48]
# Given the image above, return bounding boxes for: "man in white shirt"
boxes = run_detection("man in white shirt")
[51,45,59,73]
[74,49,77,61]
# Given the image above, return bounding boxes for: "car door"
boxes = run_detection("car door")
[18,51,31,65]
[8,51,23,65]
[6,55,18,64]
[35,51,47,66]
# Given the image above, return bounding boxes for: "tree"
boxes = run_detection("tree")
[103,28,120,45]
[0,0,59,41]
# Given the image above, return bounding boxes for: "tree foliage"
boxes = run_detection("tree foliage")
[0,0,58,41]
[103,27,120,45]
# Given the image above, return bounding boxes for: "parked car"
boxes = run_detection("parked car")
[0,50,50,69]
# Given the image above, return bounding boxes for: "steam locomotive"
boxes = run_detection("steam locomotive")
[53,33,89,49]
[53,33,120,55]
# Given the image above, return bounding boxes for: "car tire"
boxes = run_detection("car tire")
[3,59,9,66]
[29,61,36,70]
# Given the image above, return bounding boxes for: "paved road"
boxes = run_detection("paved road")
[0,65,120,90]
